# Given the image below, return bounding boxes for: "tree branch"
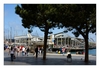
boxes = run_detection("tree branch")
[76,27,85,38]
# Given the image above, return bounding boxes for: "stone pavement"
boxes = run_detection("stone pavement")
[4,51,96,65]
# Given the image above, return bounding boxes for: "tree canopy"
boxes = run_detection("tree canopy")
[63,4,96,37]
[15,4,96,62]
[54,4,96,62]
[15,4,59,32]
[15,4,60,60]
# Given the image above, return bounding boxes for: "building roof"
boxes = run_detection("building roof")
[14,33,44,40]
[54,32,71,38]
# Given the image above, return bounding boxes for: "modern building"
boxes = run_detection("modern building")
[48,32,82,48]
[14,32,96,49]
[47,32,96,49]
[14,33,44,46]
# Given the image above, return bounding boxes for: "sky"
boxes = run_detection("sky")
[4,4,96,42]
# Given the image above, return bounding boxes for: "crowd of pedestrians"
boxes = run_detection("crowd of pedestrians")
[7,45,31,61]
[5,45,43,61]
[4,45,74,63]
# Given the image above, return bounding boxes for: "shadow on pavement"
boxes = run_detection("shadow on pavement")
[4,56,96,65]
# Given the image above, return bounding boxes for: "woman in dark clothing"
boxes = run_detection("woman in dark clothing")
[26,47,30,56]
[35,47,38,58]
[9,47,14,61]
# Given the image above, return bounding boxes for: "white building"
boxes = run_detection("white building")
[48,32,96,48]
[50,32,82,48]
[14,33,44,46]
[14,32,96,49]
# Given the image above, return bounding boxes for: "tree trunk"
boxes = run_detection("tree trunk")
[84,23,89,63]
[43,23,49,60]
[84,35,89,63]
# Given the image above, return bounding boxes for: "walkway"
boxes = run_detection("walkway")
[4,51,96,65]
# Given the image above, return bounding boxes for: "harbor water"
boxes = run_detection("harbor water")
[89,49,96,56]
[71,49,96,56]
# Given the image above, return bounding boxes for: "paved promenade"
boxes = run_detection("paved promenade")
[4,50,96,65]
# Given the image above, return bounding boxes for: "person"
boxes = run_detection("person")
[67,51,71,55]
[16,46,20,56]
[66,51,72,62]
[35,47,38,58]
[56,50,58,54]
[58,50,61,54]
[41,47,43,55]
[76,51,78,54]
[62,47,65,56]
[26,47,30,56]
[4,46,6,50]
[9,46,15,61]
[82,51,84,54]
[22,47,25,56]
[39,48,42,55]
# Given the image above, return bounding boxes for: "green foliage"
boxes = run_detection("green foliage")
[15,4,38,29]
[57,4,96,37]
[15,4,96,37]
[55,4,96,63]
[15,4,96,61]
[15,4,62,60]
[15,4,60,33]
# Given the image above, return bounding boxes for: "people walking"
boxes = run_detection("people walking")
[35,47,38,58]
[39,48,42,55]
[16,46,20,57]
[26,47,30,56]
[22,47,25,56]
[9,46,15,61]
[62,47,65,56]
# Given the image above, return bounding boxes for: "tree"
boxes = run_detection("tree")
[15,4,96,62]
[56,4,96,63]
[15,4,59,60]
